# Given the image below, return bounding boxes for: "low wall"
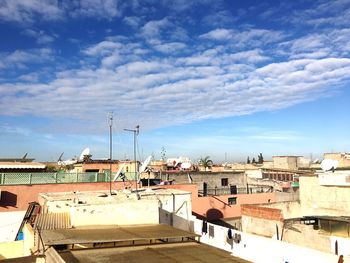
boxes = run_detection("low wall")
[160,184,275,220]
[241,204,283,221]
[0,240,24,259]
[70,200,159,226]
[190,218,341,263]
[0,182,134,212]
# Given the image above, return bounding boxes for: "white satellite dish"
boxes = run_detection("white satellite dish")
[181,162,192,169]
[113,163,126,181]
[321,159,339,172]
[79,147,90,161]
[139,155,152,173]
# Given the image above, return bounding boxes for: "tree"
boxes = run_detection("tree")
[160,146,166,161]
[83,154,92,163]
[252,157,256,164]
[258,153,264,164]
[199,156,213,171]
[247,156,251,164]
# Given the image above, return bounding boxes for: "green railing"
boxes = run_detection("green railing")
[0,172,137,185]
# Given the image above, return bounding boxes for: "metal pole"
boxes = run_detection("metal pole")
[124,125,139,199]
[109,112,113,195]
[134,129,137,195]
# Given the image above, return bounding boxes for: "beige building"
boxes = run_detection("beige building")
[324,152,350,168]
[270,156,310,170]
[300,171,350,216]
[72,160,139,174]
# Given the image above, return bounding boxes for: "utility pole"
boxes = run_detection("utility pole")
[124,125,140,199]
[108,112,113,195]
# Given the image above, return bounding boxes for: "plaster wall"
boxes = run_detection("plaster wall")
[191,218,340,263]
[161,172,245,191]
[283,223,330,252]
[245,170,263,179]
[70,200,159,227]
[0,240,24,259]
[300,175,350,216]
[241,216,282,238]
[193,193,275,220]
[0,210,26,242]
[261,201,302,219]
[273,156,298,170]
[0,182,134,212]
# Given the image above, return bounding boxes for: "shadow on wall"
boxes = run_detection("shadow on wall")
[206,208,224,221]
[159,208,195,233]
[0,191,18,208]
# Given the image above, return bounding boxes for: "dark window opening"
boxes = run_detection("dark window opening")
[221,178,228,186]
[228,197,237,205]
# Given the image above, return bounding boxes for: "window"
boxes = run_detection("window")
[86,169,99,173]
[221,178,228,186]
[228,197,237,205]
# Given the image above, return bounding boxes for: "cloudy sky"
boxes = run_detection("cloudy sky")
[0,0,349,162]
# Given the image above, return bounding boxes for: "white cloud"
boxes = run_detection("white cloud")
[123,16,142,29]
[1,44,349,133]
[200,28,285,48]
[0,0,121,24]
[0,0,63,23]
[154,42,187,53]
[68,0,120,19]
[0,48,53,69]
[200,28,233,40]
[22,29,55,44]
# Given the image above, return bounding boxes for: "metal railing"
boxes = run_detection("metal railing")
[0,172,137,185]
[198,186,273,196]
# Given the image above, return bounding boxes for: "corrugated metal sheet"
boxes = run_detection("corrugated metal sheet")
[34,212,71,230]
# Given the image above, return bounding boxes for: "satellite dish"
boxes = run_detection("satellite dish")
[181,162,191,169]
[321,159,339,172]
[113,163,126,181]
[79,148,90,161]
[139,155,152,173]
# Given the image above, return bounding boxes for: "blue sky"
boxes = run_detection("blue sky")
[0,0,349,162]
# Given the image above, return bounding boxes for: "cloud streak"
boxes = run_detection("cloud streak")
[0,0,349,135]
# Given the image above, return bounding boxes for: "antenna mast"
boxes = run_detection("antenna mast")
[124,125,140,200]
[108,112,113,195]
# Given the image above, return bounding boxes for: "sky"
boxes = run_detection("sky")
[0,0,349,163]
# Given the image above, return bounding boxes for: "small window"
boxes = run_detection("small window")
[86,169,100,173]
[228,197,237,205]
[221,178,228,186]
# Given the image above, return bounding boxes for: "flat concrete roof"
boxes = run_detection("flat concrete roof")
[41,224,200,246]
[40,188,190,205]
[59,242,249,263]
[0,256,40,263]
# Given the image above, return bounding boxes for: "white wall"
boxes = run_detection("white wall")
[190,218,341,263]
[0,211,26,242]
[245,170,263,179]
[70,200,159,227]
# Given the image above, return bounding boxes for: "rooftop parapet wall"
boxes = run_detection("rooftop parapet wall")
[0,182,135,212]
[241,204,283,221]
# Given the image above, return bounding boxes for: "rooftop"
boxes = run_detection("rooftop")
[41,224,199,246]
[59,242,248,263]
[40,188,191,205]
